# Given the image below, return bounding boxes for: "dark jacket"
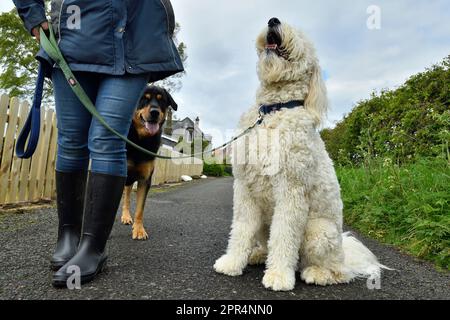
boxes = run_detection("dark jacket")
[13,0,184,81]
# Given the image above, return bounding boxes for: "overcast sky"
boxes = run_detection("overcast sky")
[2,1,449,146]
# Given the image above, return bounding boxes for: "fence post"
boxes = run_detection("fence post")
[7,100,29,203]
[0,97,20,203]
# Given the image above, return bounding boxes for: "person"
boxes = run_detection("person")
[13,0,183,287]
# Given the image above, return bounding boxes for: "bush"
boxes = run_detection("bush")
[202,162,225,177]
[337,158,449,270]
[321,56,450,166]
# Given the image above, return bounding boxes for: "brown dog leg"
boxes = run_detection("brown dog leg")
[132,180,151,240]
[121,185,133,225]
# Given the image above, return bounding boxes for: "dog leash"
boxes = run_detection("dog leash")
[15,63,45,158]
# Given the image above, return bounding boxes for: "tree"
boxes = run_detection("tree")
[0,9,53,102]
[0,10,187,102]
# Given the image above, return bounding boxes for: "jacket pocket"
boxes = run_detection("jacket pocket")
[57,0,115,66]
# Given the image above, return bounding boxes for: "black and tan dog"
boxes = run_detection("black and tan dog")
[121,85,178,240]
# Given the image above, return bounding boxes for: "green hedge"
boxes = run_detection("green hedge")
[337,158,449,270]
[321,56,449,166]
[203,163,228,177]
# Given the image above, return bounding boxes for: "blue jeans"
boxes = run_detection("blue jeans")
[52,68,149,177]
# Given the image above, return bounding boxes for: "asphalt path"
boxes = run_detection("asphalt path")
[0,177,448,299]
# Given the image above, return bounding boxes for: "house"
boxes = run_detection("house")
[162,110,212,149]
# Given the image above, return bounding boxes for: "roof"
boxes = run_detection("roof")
[161,134,178,143]
[172,117,195,129]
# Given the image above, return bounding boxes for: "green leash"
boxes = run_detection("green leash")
[40,27,261,160]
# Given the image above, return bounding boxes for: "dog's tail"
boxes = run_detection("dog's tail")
[341,232,392,281]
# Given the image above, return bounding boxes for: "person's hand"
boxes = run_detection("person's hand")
[31,21,49,42]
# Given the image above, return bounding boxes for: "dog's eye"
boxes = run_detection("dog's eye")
[156,94,162,100]
[145,93,151,99]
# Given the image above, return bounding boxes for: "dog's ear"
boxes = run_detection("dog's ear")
[305,64,328,128]
[164,89,178,111]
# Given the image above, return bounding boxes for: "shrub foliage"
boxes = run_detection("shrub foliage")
[321,56,449,166]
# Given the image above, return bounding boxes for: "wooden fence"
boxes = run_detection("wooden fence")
[0,94,203,206]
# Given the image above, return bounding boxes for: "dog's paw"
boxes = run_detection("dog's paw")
[214,255,244,276]
[262,269,295,291]
[301,266,344,286]
[121,213,133,225]
[248,247,267,265]
[132,223,148,240]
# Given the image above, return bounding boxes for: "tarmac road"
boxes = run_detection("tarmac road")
[0,177,448,299]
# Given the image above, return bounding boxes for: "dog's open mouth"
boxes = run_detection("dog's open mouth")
[141,115,160,136]
[265,43,278,50]
[265,43,289,60]
[265,29,288,59]
[266,27,282,47]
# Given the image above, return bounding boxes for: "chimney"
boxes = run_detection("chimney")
[195,116,200,127]
[164,108,173,136]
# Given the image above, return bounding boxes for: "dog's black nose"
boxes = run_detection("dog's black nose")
[150,109,160,119]
[268,17,281,28]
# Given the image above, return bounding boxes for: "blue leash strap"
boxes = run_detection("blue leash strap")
[15,63,45,159]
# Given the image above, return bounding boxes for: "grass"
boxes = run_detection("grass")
[336,157,450,271]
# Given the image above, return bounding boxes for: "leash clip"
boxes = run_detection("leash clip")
[257,108,264,125]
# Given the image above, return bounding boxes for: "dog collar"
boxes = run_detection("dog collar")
[259,100,305,115]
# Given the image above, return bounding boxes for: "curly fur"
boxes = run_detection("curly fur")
[214,21,388,291]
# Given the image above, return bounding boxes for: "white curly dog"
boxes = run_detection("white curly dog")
[214,18,387,291]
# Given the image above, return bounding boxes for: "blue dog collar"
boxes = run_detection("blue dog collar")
[259,100,305,115]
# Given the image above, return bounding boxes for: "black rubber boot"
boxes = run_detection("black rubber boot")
[51,170,88,271]
[52,172,126,288]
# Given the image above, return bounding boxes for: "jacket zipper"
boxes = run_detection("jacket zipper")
[160,0,175,35]
[159,0,180,69]
[57,0,66,44]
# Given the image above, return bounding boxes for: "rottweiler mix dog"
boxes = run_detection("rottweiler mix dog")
[121,85,178,240]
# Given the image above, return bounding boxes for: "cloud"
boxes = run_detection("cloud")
[0,3,13,13]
